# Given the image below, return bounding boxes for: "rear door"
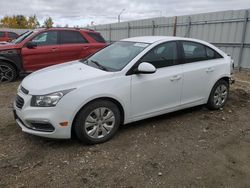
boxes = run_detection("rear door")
[58,30,92,62]
[179,41,224,105]
[21,30,61,71]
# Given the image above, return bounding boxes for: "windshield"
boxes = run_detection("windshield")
[11,31,34,44]
[83,41,149,71]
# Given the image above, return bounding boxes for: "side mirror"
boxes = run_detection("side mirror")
[26,41,37,49]
[135,62,156,74]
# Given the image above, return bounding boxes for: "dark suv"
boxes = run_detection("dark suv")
[0,28,106,83]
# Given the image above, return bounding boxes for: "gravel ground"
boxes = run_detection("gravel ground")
[0,72,250,188]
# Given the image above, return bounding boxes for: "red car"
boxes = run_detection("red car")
[0,31,19,42]
[0,28,106,82]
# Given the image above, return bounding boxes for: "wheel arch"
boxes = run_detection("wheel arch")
[207,75,230,103]
[0,57,20,73]
[71,97,125,137]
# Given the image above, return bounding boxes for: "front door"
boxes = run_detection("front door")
[130,41,183,119]
[21,31,60,71]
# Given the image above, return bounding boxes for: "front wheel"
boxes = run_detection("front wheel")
[207,79,229,110]
[0,62,17,83]
[74,100,121,144]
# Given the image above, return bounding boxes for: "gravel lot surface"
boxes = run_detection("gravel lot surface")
[0,72,250,188]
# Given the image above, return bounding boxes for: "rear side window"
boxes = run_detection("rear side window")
[60,31,88,44]
[182,41,222,63]
[88,32,105,43]
[0,32,5,37]
[140,41,178,68]
[8,32,18,39]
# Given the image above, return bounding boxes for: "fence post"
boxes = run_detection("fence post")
[127,23,130,38]
[185,16,191,37]
[152,20,155,36]
[238,10,248,71]
[173,16,177,36]
[109,24,112,43]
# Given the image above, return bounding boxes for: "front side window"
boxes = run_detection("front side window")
[140,41,178,68]
[60,31,88,44]
[31,31,58,46]
[182,41,222,63]
[83,41,149,71]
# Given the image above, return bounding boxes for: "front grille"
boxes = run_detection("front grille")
[15,95,24,109]
[21,86,29,95]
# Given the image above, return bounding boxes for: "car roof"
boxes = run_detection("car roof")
[33,28,98,33]
[121,36,201,44]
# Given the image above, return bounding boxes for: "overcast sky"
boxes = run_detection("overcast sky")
[0,0,249,27]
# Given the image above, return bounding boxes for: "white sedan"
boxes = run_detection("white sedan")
[14,36,233,144]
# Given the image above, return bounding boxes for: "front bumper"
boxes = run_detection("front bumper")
[13,91,72,139]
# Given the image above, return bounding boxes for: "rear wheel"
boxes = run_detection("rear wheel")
[207,79,229,110]
[74,100,121,144]
[0,62,17,83]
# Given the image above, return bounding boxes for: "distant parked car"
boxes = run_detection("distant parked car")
[0,28,106,83]
[0,31,19,42]
[14,36,234,144]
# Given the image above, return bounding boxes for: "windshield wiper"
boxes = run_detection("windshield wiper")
[90,60,108,71]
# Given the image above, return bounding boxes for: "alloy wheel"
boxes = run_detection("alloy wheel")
[84,107,115,139]
[214,84,228,107]
[0,65,15,83]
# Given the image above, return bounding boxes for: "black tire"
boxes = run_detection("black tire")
[207,79,229,110]
[74,100,121,144]
[0,61,17,83]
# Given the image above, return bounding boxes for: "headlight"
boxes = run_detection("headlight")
[31,89,75,107]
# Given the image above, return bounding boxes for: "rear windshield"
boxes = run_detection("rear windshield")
[88,32,106,43]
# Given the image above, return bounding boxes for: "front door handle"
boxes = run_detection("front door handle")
[82,46,90,50]
[170,75,181,81]
[51,48,59,52]
[206,67,214,73]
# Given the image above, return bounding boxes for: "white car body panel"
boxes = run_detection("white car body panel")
[14,36,232,139]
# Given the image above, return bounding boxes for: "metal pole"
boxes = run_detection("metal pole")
[173,16,177,36]
[238,10,248,71]
[127,23,130,38]
[152,20,155,36]
[118,9,125,23]
[109,24,111,43]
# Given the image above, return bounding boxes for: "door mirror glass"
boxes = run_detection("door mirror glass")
[26,41,37,49]
[136,62,156,74]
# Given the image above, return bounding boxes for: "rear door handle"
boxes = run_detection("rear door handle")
[170,75,181,81]
[206,67,214,73]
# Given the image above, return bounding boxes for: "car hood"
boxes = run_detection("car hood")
[0,42,20,50]
[21,61,113,95]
